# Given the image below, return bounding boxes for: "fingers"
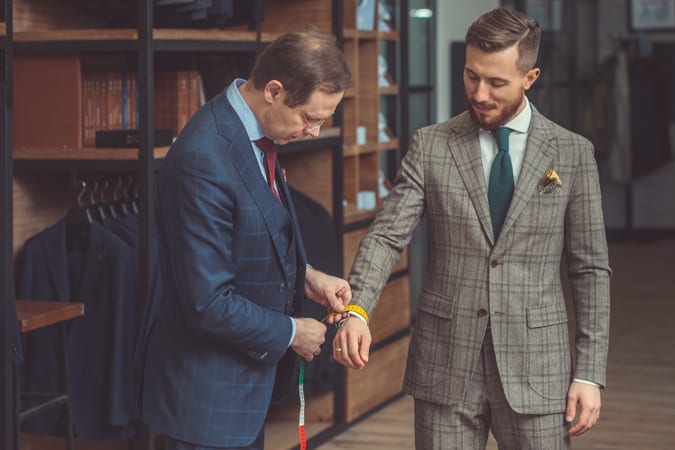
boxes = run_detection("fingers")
[565,392,577,426]
[568,403,600,436]
[332,319,370,369]
[324,292,344,313]
[567,383,602,436]
[291,318,327,362]
[304,348,322,362]
[337,284,352,305]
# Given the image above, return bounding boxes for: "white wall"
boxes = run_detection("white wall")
[435,0,499,122]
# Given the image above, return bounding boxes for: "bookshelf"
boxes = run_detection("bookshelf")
[1,0,419,449]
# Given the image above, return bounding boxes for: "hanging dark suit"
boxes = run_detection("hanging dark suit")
[16,219,136,442]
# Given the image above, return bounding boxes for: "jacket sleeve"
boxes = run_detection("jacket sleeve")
[564,139,611,387]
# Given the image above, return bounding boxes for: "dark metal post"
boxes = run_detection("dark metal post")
[135,1,155,449]
[1,0,15,446]
[331,0,346,427]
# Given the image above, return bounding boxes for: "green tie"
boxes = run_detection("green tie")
[488,127,514,238]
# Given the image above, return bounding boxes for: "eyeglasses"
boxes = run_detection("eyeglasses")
[303,115,326,132]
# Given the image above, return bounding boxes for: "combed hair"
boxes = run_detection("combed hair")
[250,28,352,107]
[465,8,541,74]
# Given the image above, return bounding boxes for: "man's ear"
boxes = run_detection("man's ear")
[264,80,284,104]
[523,67,541,91]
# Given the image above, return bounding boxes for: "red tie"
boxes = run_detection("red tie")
[254,137,281,202]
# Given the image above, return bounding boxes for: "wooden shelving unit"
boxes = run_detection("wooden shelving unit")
[2,0,415,448]
[337,0,411,434]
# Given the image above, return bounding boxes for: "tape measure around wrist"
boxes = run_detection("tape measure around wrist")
[342,304,369,324]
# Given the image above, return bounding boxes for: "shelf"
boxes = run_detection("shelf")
[378,138,400,152]
[343,29,399,41]
[279,127,341,154]
[13,146,169,171]
[378,31,400,41]
[379,85,400,96]
[13,28,269,53]
[343,203,378,225]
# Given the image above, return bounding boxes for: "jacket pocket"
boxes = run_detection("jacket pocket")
[526,302,571,400]
[408,289,455,387]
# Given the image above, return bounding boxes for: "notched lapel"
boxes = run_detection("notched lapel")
[447,115,495,243]
[217,94,296,278]
[498,112,555,239]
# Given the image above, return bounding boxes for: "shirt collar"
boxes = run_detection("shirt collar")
[226,78,266,142]
[503,96,531,134]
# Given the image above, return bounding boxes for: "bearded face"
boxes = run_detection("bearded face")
[462,44,540,130]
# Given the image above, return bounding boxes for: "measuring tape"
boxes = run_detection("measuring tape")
[297,304,369,449]
[298,358,307,450]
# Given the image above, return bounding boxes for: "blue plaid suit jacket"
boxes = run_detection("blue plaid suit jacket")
[139,89,307,447]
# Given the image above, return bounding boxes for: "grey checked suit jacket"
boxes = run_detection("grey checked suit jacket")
[349,106,611,414]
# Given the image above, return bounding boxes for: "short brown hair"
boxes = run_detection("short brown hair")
[250,28,352,107]
[465,8,540,74]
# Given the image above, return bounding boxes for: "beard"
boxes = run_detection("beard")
[465,91,524,130]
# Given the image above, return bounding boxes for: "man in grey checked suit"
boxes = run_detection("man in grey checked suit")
[333,8,611,449]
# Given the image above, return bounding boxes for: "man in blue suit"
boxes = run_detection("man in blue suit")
[138,29,352,450]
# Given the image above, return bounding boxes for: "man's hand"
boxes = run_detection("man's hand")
[332,316,371,369]
[566,381,602,436]
[304,266,352,313]
[291,318,327,362]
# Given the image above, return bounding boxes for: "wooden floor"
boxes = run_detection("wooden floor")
[317,238,675,450]
[18,239,675,449]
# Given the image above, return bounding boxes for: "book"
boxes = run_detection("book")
[14,54,83,149]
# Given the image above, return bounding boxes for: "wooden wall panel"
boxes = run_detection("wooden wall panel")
[13,172,74,260]
[261,0,333,35]
[13,0,105,32]
[280,147,333,215]
[344,335,409,422]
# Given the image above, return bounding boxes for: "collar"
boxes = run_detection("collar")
[226,78,267,142]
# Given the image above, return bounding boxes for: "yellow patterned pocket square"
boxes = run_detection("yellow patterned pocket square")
[539,169,562,194]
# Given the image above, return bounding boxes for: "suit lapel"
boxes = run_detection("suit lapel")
[498,107,555,239]
[276,163,307,265]
[215,95,290,271]
[447,114,495,244]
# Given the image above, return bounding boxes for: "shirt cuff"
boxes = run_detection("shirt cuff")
[572,378,601,388]
[288,317,296,348]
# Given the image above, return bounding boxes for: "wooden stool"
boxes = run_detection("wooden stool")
[14,300,85,450]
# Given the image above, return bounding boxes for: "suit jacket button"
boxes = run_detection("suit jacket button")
[477,308,488,317]
[490,259,503,268]
[279,283,286,292]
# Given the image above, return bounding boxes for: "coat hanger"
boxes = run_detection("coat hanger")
[65,180,94,226]
[89,179,107,223]
[113,176,130,217]
[99,177,118,221]
[65,180,94,253]
[123,175,139,215]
